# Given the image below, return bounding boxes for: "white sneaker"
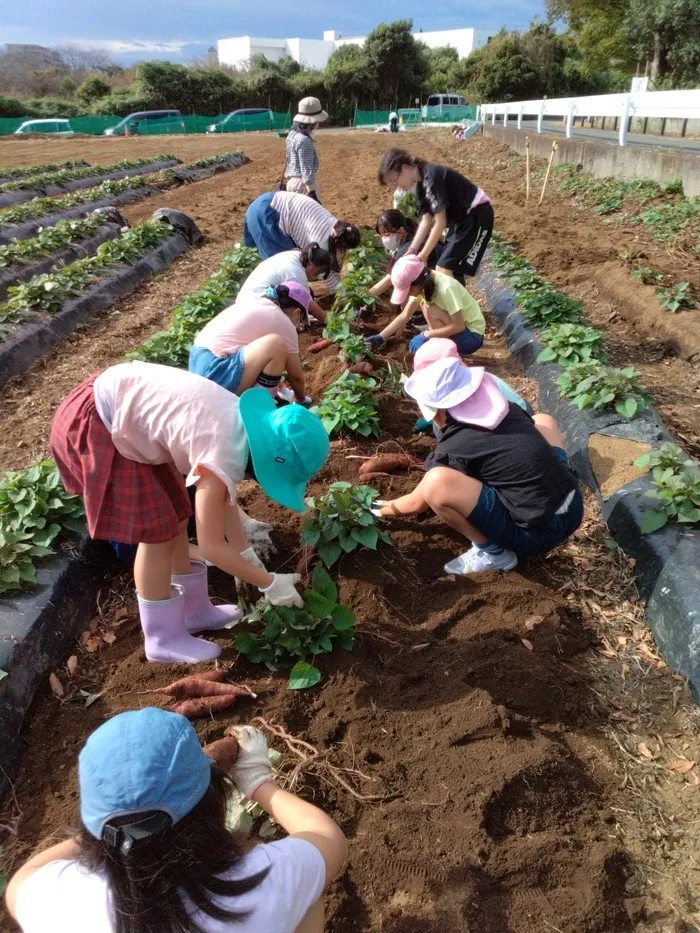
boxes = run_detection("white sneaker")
[444,547,518,575]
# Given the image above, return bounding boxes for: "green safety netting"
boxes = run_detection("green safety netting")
[353,105,477,127]
[0,111,291,137]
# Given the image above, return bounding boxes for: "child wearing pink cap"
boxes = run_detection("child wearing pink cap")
[374,357,583,574]
[190,282,312,404]
[366,255,485,356]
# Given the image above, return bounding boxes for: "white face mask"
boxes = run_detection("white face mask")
[382,234,398,253]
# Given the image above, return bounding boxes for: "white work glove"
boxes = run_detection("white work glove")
[260,573,304,608]
[235,546,267,604]
[229,726,275,799]
[370,501,387,519]
[242,518,276,563]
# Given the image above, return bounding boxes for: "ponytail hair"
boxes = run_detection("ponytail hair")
[328,221,360,272]
[375,209,418,239]
[378,148,426,185]
[415,267,435,302]
[299,241,331,276]
[275,283,306,314]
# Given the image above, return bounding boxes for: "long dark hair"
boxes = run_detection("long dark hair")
[413,267,435,302]
[299,241,331,276]
[378,148,426,185]
[328,221,360,272]
[75,769,269,933]
[375,209,418,238]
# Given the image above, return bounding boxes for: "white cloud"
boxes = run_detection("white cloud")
[64,38,190,54]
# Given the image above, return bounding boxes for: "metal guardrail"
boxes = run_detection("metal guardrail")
[478,89,700,146]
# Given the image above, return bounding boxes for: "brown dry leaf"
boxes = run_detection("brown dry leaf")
[102,632,117,645]
[524,615,544,631]
[66,655,78,676]
[666,759,695,774]
[81,631,104,653]
[611,711,638,724]
[621,663,630,682]
[521,638,534,651]
[49,673,65,698]
[637,742,655,761]
[617,636,628,646]
[688,770,700,786]
[114,608,129,622]
[628,557,636,569]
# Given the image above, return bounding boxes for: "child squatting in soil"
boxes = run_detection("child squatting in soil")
[49,361,330,664]
[189,281,313,405]
[378,147,494,282]
[373,356,584,574]
[366,254,486,356]
[5,709,347,933]
[235,244,331,323]
[369,209,444,303]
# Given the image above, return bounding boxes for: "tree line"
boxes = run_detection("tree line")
[1,10,698,122]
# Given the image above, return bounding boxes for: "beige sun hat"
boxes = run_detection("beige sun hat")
[294,96,329,124]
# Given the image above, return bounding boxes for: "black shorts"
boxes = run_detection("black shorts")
[439,202,494,277]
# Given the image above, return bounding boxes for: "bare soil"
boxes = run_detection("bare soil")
[2,131,700,933]
[588,435,651,498]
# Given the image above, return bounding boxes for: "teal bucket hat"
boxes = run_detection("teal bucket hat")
[239,388,329,512]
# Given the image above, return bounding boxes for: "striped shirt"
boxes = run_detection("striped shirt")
[284,130,319,185]
[271,191,341,292]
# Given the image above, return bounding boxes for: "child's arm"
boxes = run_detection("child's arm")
[285,354,307,401]
[375,482,431,517]
[418,209,447,264]
[6,838,82,918]
[369,273,391,298]
[308,299,327,323]
[426,309,465,339]
[377,296,420,342]
[410,213,434,254]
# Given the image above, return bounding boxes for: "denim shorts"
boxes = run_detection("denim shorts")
[243,192,296,259]
[189,345,246,394]
[467,448,584,556]
[452,328,484,356]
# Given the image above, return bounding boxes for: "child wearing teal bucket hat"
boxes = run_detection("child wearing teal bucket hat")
[50,362,329,664]
[6,708,347,933]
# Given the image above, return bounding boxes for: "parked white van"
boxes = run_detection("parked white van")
[422,94,469,117]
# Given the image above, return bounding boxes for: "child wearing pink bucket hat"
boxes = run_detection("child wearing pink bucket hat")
[366,256,485,357]
[374,357,583,574]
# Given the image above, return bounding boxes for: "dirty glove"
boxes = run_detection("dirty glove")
[366,334,384,351]
[260,572,304,608]
[370,501,388,519]
[242,519,276,563]
[409,333,429,354]
[229,726,275,798]
[294,395,313,407]
[235,546,268,604]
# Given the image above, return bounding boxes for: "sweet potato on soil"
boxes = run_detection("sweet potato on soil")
[348,361,374,375]
[203,735,240,771]
[308,338,333,353]
[170,695,237,718]
[358,454,423,476]
[146,672,256,700]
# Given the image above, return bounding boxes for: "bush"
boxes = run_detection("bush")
[557,362,653,419]
[302,481,392,566]
[24,98,80,118]
[0,94,26,118]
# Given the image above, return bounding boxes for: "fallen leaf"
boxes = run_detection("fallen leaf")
[102,632,117,645]
[49,673,65,698]
[524,615,544,631]
[666,759,695,774]
[637,742,655,760]
[66,655,78,676]
[114,608,129,622]
[621,662,630,681]
[81,631,103,653]
[617,636,628,646]
[78,689,103,708]
[521,638,534,651]
[689,770,700,786]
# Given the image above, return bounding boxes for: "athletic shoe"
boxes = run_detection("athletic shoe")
[444,547,518,575]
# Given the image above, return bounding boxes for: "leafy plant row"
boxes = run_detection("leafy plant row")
[0,213,114,270]
[0,218,172,327]
[0,175,152,227]
[633,443,700,533]
[312,370,380,437]
[0,153,177,192]
[182,151,243,169]
[490,237,653,420]
[625,261,697,313]
[302,481,391,567]
[128,244,262,367]
[0,158,88,182]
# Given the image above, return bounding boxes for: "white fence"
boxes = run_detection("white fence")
[477,89,700,146]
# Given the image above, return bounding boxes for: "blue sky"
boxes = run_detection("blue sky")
[6,0,546,65]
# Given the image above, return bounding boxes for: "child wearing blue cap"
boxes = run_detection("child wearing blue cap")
[50,362,330,664]
[6,708,347,932]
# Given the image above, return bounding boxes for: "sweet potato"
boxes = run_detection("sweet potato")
[170,695,237,718]
[147,672,256,700]
[308,338,333,353]
[348,361,374,375]
[203,735,240,771]
[358,454,423,476]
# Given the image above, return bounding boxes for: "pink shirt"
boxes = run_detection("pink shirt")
[194,297,299,358]
[93,362,248,501]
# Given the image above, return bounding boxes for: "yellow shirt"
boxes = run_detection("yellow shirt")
[422,271,485,335]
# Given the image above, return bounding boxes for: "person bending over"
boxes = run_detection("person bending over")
[367,255,485,356]
[6,709,347,933]
[236,245,330,323]
[378,147,493,281]
[374,358,583,574]
[190,282,312,405]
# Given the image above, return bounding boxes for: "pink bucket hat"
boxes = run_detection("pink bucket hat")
[405,357,509,428]
[390,254,426,305]
[413,337,460,373]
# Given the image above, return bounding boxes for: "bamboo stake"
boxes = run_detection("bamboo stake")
[525,136,531,202]
[538,140,559,206]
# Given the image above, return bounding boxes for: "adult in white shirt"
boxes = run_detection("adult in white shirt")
[236,245,330,323]
[6,708,348,933]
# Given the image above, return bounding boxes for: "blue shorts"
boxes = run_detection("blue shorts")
[452,328,484,355]
[243,192,296,259]
[189,345,246,394]
[467,448,584,556]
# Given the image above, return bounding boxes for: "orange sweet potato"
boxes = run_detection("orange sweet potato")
[170,695,237,718]
[203,735,240,771]
[348,361,374,375]
[358,454,423,476]
[308,338,333,353]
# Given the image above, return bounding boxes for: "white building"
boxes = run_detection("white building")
[217,27,493,71]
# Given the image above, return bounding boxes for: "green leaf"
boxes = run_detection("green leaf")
[311,564,337,603]
[616,396,639,419]
[634,453,651,468]
[537,347,557,362]
[338,528,359,552]
[288,661,322,690]
[234,631,258,654]
[302,590,336,620]
[300,526,321,547]
[640,509,668,533]
[351,525,379,549]
[317,539,342,567]
[677,501,700,523]
[331,604,355,631]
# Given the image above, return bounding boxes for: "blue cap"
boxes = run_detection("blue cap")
[79,708,212,840]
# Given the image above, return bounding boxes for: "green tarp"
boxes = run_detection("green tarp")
[0,111,291,137]
[353,105,477,127]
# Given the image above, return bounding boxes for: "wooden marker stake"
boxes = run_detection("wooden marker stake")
[525,136,531,202]
[538,140,558,206]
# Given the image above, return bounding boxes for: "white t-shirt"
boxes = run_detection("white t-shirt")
[15,838,325,933]
[236,250,309,305]
[93,361,248,502]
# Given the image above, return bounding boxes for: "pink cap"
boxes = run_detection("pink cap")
[405,358,508,429]
[390,254,426,305]
[280,280,311,313]
[413,337,460,372]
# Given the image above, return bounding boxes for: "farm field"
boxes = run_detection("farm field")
[2,129,700,932]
